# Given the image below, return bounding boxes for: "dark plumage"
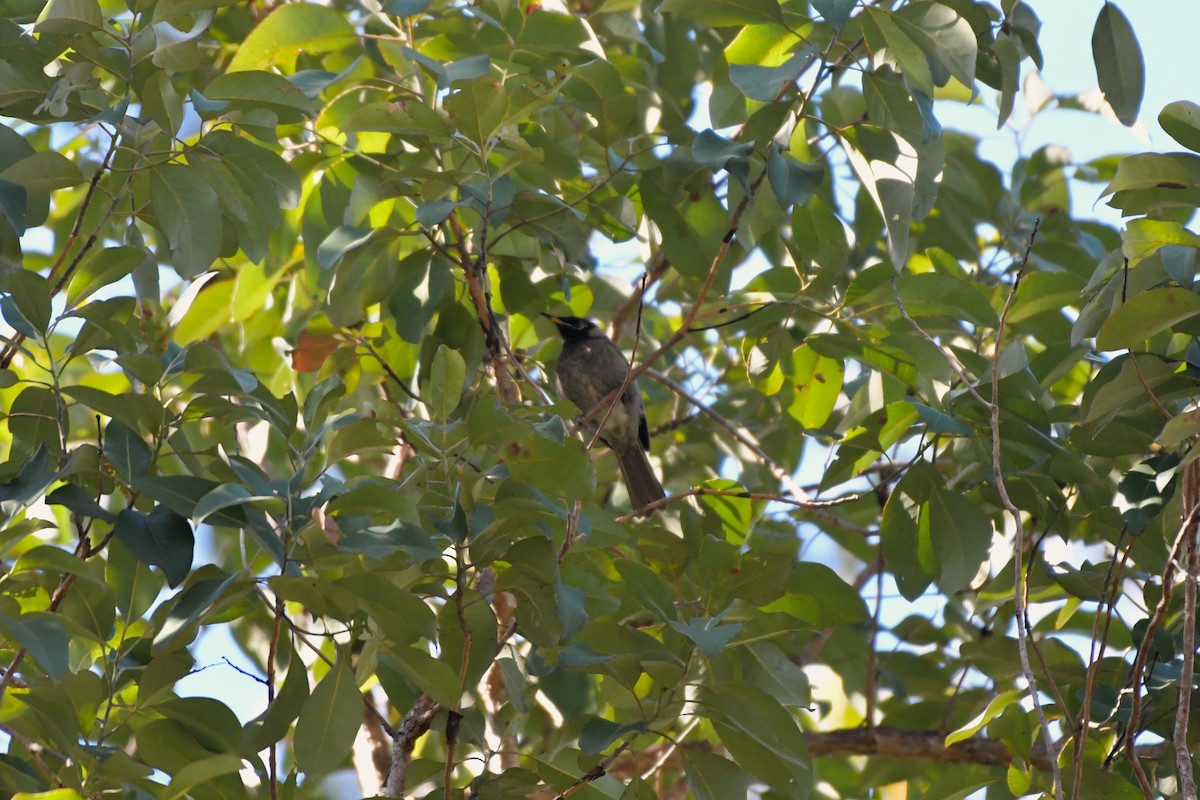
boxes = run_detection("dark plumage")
[543,313,666,513]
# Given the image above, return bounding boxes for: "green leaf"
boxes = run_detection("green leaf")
[149,164,222,278]
[579,717,646,754]
[692,129,753,185]
[658,0,783,27]
[895,2,977,90]
[64,385,158,432]
[204,70,313,122]
[12,788,86,800]
[765,563,870,626]
[912,402,972,436]
[228,3,358,72]
[14,545,105,587]
[164,754,244,800]
[0,179,27,234]
[293,655,362,775]
[840,131,915,266]
[6,269,51,336]
[728,47,813,102]
[134,475,222,518]
[555,576,587,642]
[508,434,596,500]
[388,646,462,708]
[0,151,85,194]
[766,149,823,208]
[898,272,999,327]
[863,68,930,146]
[740,641,810,707]
[422,344,466,423]
[811,0,855,30]
[638,173,720,281]
[46,483,115,523]
[35,0,101,33]
[437,590,498,688]
[107,537,164,621]
[113,508,195,588]
[0,611,69,679]
[316,225,373,270]
[785,344,843,429]
[1122,218,1200,260]
[668,617,742,657]
[1118,454,1178,535]
[880,468,936,601]
[699,478,754,541]
[861,8,933,94]
[414,199,460,228]
[65,246,147,308]
[924,483,992,596]
[993,35,1021,128]
[242,643,309,753]
[613,560,678,621]
[945,689,1022,746]
[1103,152,1200,195]
[682,751,752,800]
[1095,288,1200,351]
[141,71,183,137]
[6,390,61,460]
[193,483,270,524]
[1092,2,1144,126]
[444,77,508,145]
[383,0,429,16]
[703,684,810,797]
[332,573,435,644]
[1160,100,1200,153]
[104,420,154,483]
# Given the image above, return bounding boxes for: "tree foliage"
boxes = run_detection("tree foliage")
[0,0,1197,798]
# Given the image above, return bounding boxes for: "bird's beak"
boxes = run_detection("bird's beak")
[541,312,561,324]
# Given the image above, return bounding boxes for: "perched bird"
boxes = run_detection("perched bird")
[542,313,666,513]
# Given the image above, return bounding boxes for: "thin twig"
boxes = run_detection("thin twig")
[1128,352,1172,421]
[557,738,635,799]
[639,718,699,782]
[1175,461,1200,800]
[1125,505,1198,798]
[614,486,861,524]
[865,548,885,742]
[1073,529,1132,800]
[990,220,1062,800]
[356,336,424,404]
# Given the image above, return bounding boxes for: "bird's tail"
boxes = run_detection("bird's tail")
[616,447,666,514]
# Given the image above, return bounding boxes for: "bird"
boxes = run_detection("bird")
[542,313,666,513]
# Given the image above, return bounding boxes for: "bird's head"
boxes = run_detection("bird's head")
[542,313,602,341]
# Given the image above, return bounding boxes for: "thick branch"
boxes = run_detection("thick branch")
[806,727,1165,772]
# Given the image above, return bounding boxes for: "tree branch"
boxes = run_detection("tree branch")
[1175,460,1200,800]
[806,727,1164,772]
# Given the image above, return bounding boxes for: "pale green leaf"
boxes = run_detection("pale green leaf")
[228,3,357,72]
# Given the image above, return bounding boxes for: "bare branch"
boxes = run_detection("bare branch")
[1176,461,1200,800]
[806,727,1164,772]
[613,486,861,525]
